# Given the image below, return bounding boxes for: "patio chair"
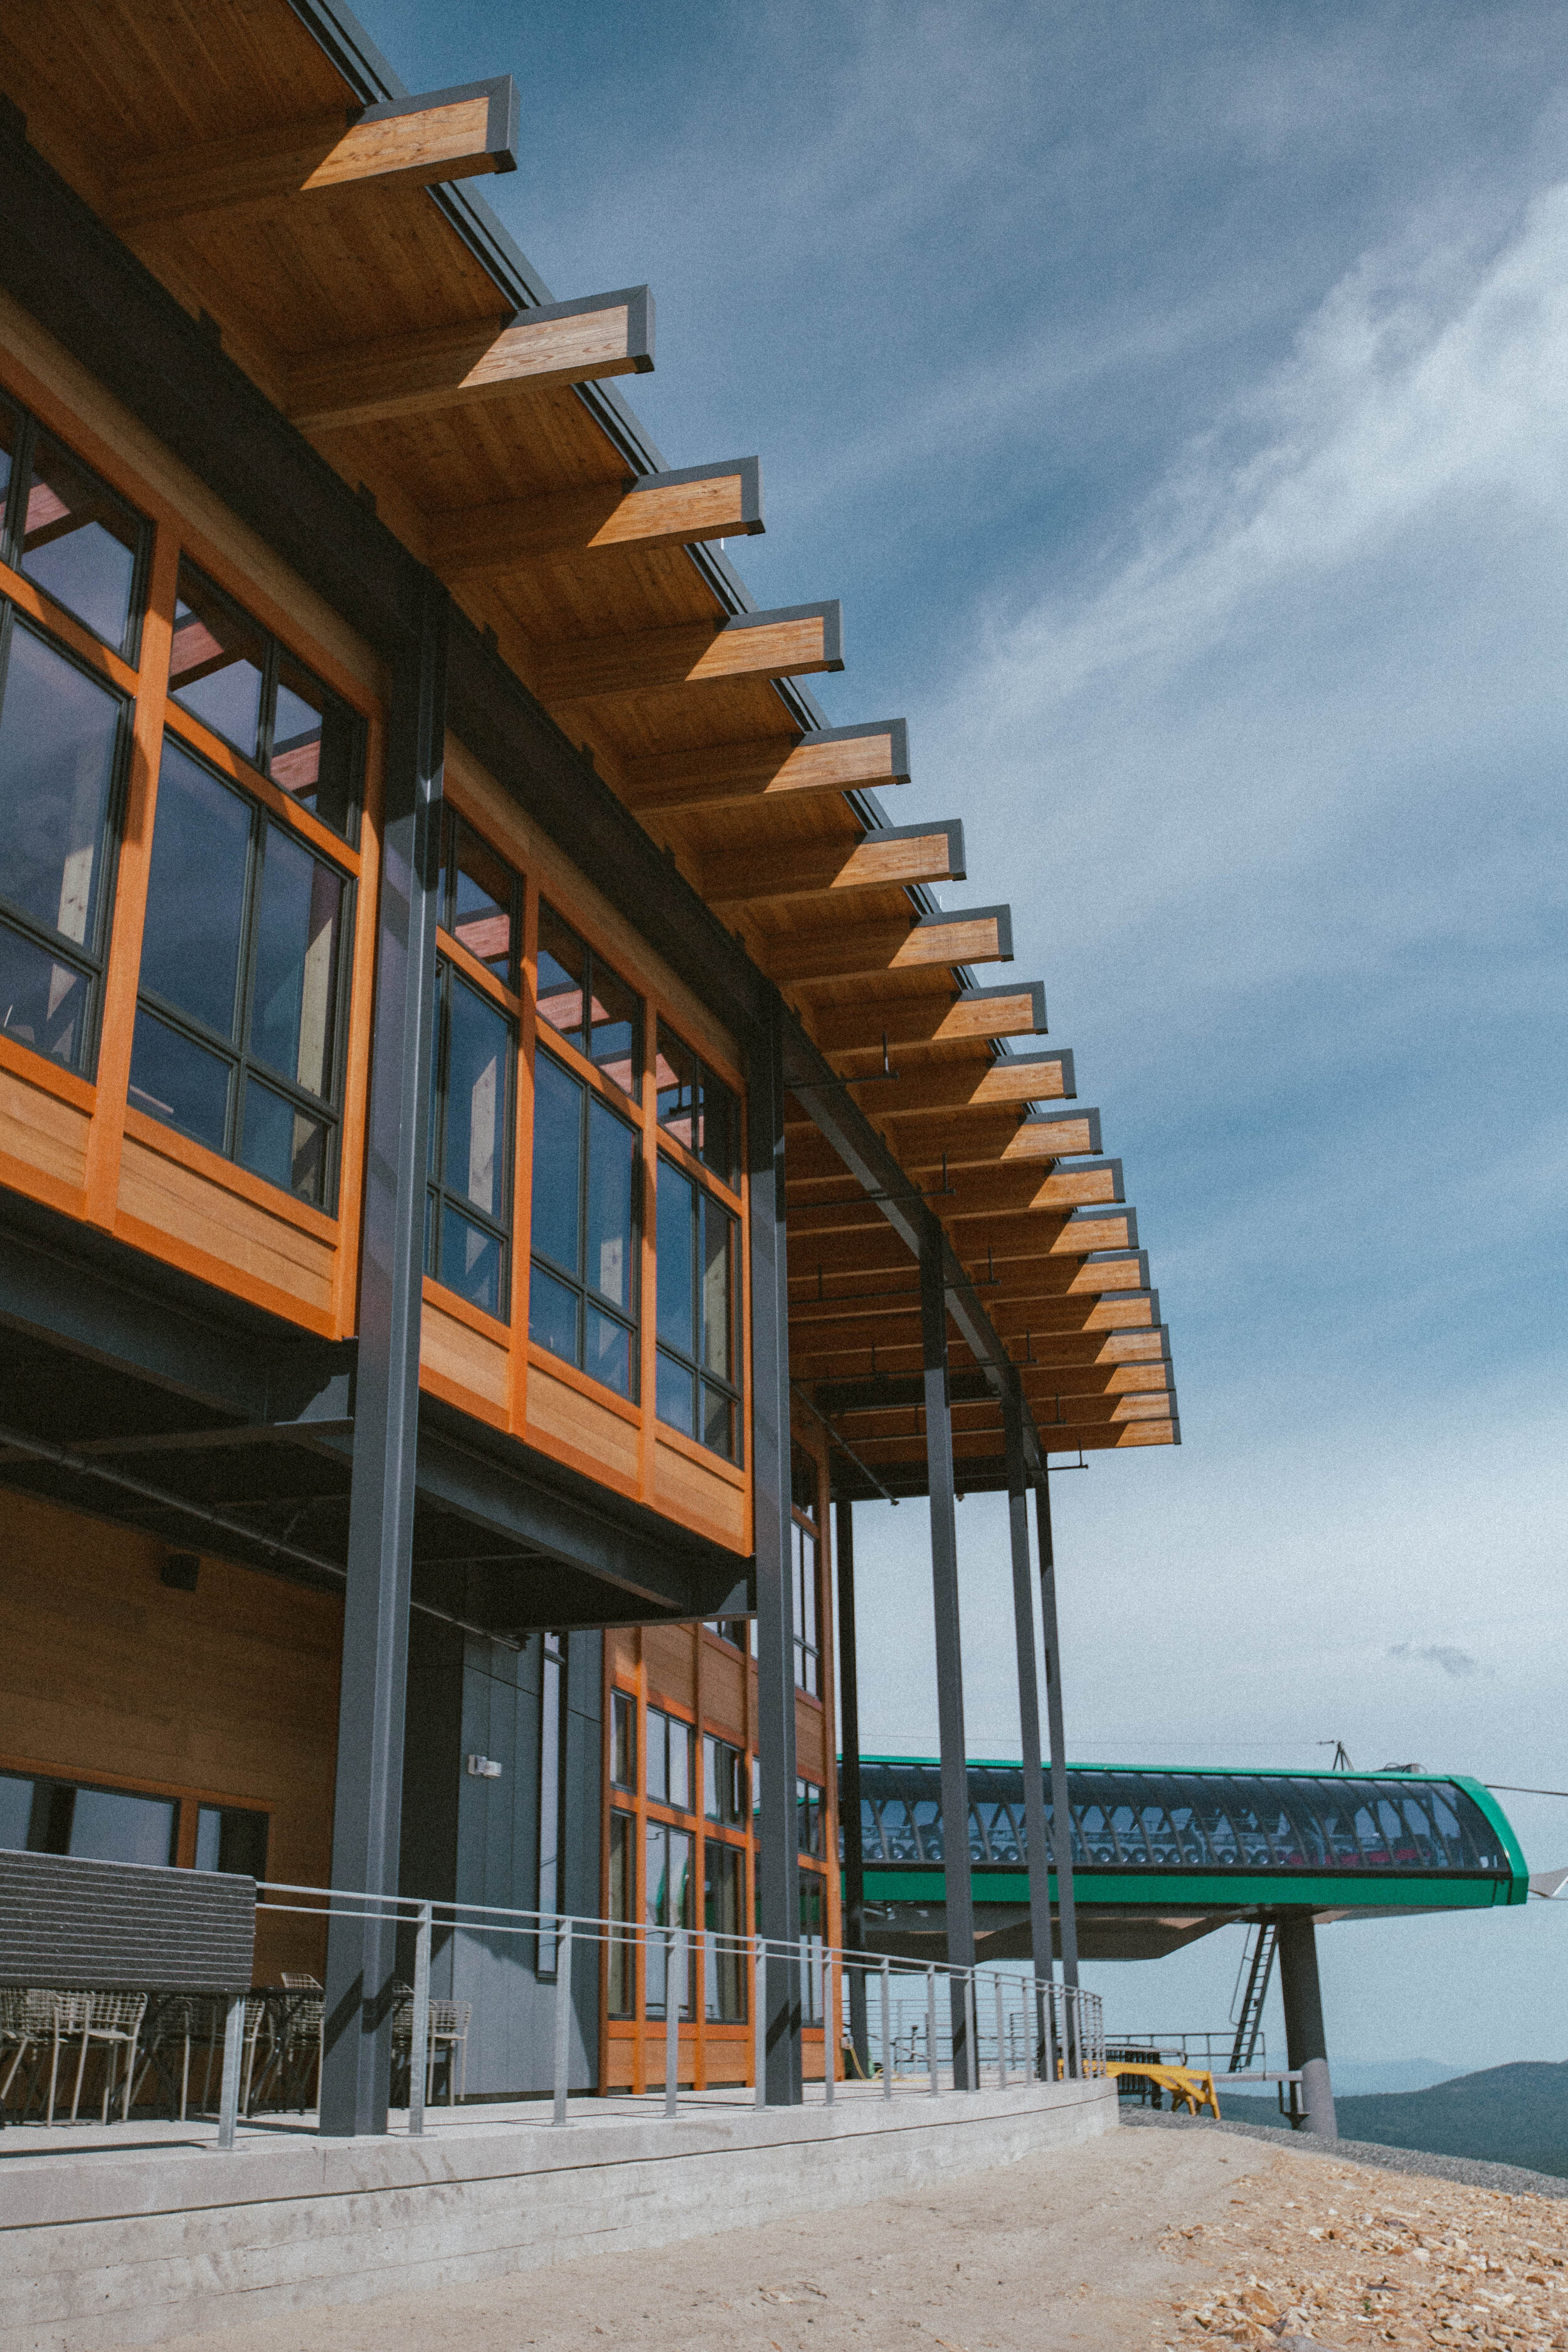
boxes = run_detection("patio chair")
[428,1998,471,2104]
[34,1990,149,2124]
[0,1988,46,2111]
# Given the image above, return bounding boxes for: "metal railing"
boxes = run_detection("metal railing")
[249,1880,1104,2144]
[1108,2029,1268,2072]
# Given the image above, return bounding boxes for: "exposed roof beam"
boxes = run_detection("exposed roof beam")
[809,981,1046,1060]
[820,1104,1100,1168]
[290,287,655,430]
[787,1159,1121,1229]
[705,820,965,911]
[862,1047,1074,1118]
[109,78,520,230]
[621,719,909,815]
[788,1286,1158,1340]
[967,1250,1153,1303]
[818,1359,1171,1417]
[537,601,842,705]
[770,904,1010,989]
[428,458,763,580]
[791,1320,1168,1382]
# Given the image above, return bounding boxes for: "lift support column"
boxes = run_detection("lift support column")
[922,1229,975,2087]
[1004,1388,1056,2059]
[1278,1910,1338,2137]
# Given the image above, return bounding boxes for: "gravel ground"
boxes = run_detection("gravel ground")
[1123,2109,1568,2201]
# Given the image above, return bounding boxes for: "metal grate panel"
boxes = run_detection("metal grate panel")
[0,1850,256,1989]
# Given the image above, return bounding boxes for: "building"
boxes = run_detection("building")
[0,0,1175,2124]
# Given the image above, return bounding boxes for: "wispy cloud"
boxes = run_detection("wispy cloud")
[1389,1643,1483,1680]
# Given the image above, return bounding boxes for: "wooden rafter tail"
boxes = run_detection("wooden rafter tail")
[289,285,655,432]
[702,819,965,912]
[110,77,521,230]
[768,903,1012,990]
[867,1045,1074,1118]
[536,601,842,705]
[809,979,1047,1061]
[934,1158,1125,1224]
[621,718,909,815]
[428,457,764,581]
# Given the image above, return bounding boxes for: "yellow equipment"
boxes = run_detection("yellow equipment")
[1104,2060,1221,2119]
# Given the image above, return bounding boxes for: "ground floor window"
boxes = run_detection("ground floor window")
[0,1767,267,1876]
[644,1821,694,2020]
[608,1809,635,2016]
[703,1838,747,2021]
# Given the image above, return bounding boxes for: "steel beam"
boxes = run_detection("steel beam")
[1004,1390,1056,2035]
[922,1231,975,2087]
[1034,1475,1081,1994]
[750,996,801,2104]
[834,1495,869,2072]
[1277,1912,1338,2137]
[319,577,447,2137]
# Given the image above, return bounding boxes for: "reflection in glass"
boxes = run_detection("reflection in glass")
[239,1079,327,1203]
[656,1352,693,1436]
[536,900,642,1097]
[250,825,342,1099]
[271,654,359,837]
[0,1769,33,1850]
[644,1821,693,2020]
[704,1841,746,2022]
[169,566,267,758]
[0,621,121,950]
[68,1786,176,1867]
[586,1095,635,1310]
[138,742,250,1037]
[530,1051,581,1275]
[608,1813,634,2016]
[529,1046,637,1391]
[444,972,507,1219]
[656,1020,738,1184]
[656,1159,694,1359]
[529,1262,578,1362]
[442,813,518,983]
[0,400,16,510]
[129,1009,231,1150]
[440,1202,502,1316]
[19,432,142,651]
[0,922,90,1069]
[536,902,585,1042]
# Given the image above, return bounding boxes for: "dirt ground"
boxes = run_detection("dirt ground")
[125,2125,1568,2352]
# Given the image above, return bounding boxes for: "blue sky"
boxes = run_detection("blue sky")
[358,0,1568,2068]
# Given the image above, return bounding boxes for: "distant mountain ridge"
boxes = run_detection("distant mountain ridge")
[1216,2062,1568,2178]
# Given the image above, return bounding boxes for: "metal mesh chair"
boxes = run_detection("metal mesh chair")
[428,1998,470,2104]
[44,1991,148,2124]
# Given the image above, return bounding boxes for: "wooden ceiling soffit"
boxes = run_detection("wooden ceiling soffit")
[622,718,909,816]
[705,820,965,912]
[810,980,1047,1059]
[867,1046,1074,1118]
[788,1285,1158,1341]
[290,287,655,431]
[108,78,521,230]
[537,601,842,706]
[430,457,764,581]
[817,1359,1171,1418]
[770,903,1011,990]
[790,1320,1168,1382]
[934,1158,1125,1224]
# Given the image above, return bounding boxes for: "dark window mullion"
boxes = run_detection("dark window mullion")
[1,415,36,570]
[257,635,280,775]
[226,802,268,1160]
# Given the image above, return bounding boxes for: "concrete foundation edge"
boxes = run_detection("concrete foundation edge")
[3,2082,1117,2351]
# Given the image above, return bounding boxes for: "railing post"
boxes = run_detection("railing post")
[664,1927,681,2117]
[925,1966,940,2096]
[216,1990,244,2150]
[994,1973,1007,2089]
[409,1900,431,2136]
[880,1959,893,2100]
[552,1916,573,2126]
[753,1935,767,2111]
[965,1971,978,2094]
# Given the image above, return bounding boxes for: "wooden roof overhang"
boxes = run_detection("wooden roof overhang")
[0,0,1177,1503]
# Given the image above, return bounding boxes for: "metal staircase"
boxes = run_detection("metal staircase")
[1227,1922,1276,2072]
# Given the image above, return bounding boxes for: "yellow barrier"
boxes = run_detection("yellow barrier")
[1104,2060,1221,2119]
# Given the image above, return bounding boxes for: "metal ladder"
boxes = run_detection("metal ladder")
[1227,1922,1276,2071]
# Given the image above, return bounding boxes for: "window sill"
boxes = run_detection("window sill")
[0,1028,97,1114]
[422,1275,511,1345]
[122,1106,340,1239]
[525,1339,642,1425]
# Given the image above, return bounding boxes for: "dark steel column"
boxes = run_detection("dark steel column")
[1004,1390,1055,2049]
[1034,1475,1081,1994]
[921,1230,975,2087]
[319,578,447,2137]
[1278,1911,1338,2137]
[834,1494,869,2074]
[750,995,801,2104]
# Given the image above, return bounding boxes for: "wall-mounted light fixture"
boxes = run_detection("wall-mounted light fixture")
[466,1754,502,1779]
[161,1552,199,1592]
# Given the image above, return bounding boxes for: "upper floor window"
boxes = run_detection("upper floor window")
[169,561,363,842]
[646,1705,693,1811]
[792,1442,821,1696]
[425,956,514,1317]
[704,1734,746,1826]
[529,1045,640,1397]
[0,606,130,1073]
[656,1022,739,1187]
[655,1155,739,1460]
[1,398,149,660]
[438,807,519,988]
[536,901,641,1099]
[129,737,351,1206]
[610,1689,637,1791]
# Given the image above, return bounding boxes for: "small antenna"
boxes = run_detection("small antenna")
[1317,1739,1354,1772]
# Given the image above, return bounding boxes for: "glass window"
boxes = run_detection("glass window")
[9,425,147,658]
[0,1768,34,1850]
[704,1840,746,2023]
[529,1046,639,1395]
[130,737,349,1205]
[797,1776,824,1858]
[610,1690,637,1791]
[193,1805,268,1878]
[792,1517,820,1696]
[655,1155,739,1459]
[168,561,363,841]
[646,1706,692,1811]
[608,1811,634,2017]
[439,808,520,988]
[799,1873,824,2025]
[703,1618,751,1650]
[704,1734,745,1826]
[425,957,514,1317]
[0,612,128,1073]
[644,1820,693,2020]
[655,1020,739,1187]
[536,901,641,1098]
[538,1631,566,1974]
